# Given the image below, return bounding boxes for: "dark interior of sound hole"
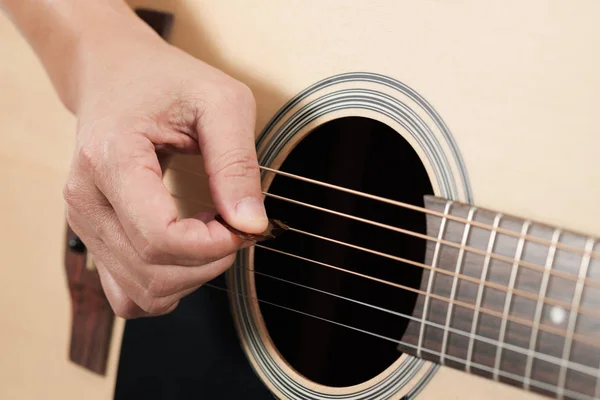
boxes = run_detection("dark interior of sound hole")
[254,116,433,387]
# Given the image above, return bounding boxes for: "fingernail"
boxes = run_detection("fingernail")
[235,197,268,232]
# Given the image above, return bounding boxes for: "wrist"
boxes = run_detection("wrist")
[0,0,164,114]
[67,4,164,114]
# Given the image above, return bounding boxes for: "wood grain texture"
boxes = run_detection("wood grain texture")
[399,195,600,400]
[64,226,115,375]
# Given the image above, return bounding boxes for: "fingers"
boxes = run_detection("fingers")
[89,132,245,266]
[97,240,234,318]
[64,70,267,320]
[66,194,237,318]
[196,82,268,234]
[67,206,150,318]
[95,261,149,319]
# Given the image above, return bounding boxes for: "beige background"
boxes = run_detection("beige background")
[0,13,124,400]
[2,0,599,399]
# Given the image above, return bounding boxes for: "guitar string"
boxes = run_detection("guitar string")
[264,192,600,317]
[258,165,600,260]
[168,190,599,344]
[203,281,594,400]
[167,188,600,320]
[167,165,600,290]
[251,243,600,348]
[261,192,600,290]
[166,164,599,260]
[286,225,600,320]
[231,263,599,378]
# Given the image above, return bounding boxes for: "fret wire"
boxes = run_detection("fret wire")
[166,165,600,260]
[256,237,600,348]
[262,191,555,283]
[172,190,600,319]
[262,190,600,293]
[257,166,600,260]
[524,228,561,390]
[173,190,600,339]
[440,207,476,365]
[207,282,595,400]
[556,238,595,399]
[289,224,599,317]
[493,220,531,381]
[466,214,502,372]
[241,262,599,377]
[417,201,452,358]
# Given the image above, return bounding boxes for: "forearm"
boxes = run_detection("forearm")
[0,0,158,112]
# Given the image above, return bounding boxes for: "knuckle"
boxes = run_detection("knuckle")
[209,148,258,179]
[165,97,201,132]
[143,295,178,316]
[216,81,255,109]
[75,143,99,172]
[112,299,141,319]
[233,82,256,107]
[62,180,82,207]
[141,271,183,315]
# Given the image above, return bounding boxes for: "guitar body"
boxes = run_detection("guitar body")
[2,0,599,399]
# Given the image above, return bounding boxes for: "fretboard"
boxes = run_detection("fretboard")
[397,195,600,400]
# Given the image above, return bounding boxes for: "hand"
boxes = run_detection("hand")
[63,27,268,319]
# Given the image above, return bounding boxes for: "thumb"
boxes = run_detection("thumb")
[197,85,268,234]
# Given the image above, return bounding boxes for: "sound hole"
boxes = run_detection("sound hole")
[254,116,433,387]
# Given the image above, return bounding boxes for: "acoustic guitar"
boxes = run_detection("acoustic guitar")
[60,1,600,400]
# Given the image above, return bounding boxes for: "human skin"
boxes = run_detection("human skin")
[0,0,269,318]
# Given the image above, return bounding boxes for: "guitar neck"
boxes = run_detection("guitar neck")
[398,195,600,400]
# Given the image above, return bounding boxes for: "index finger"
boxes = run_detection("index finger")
[96,132,244,265]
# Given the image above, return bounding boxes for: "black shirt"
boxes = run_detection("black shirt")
[114,274,274,400]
